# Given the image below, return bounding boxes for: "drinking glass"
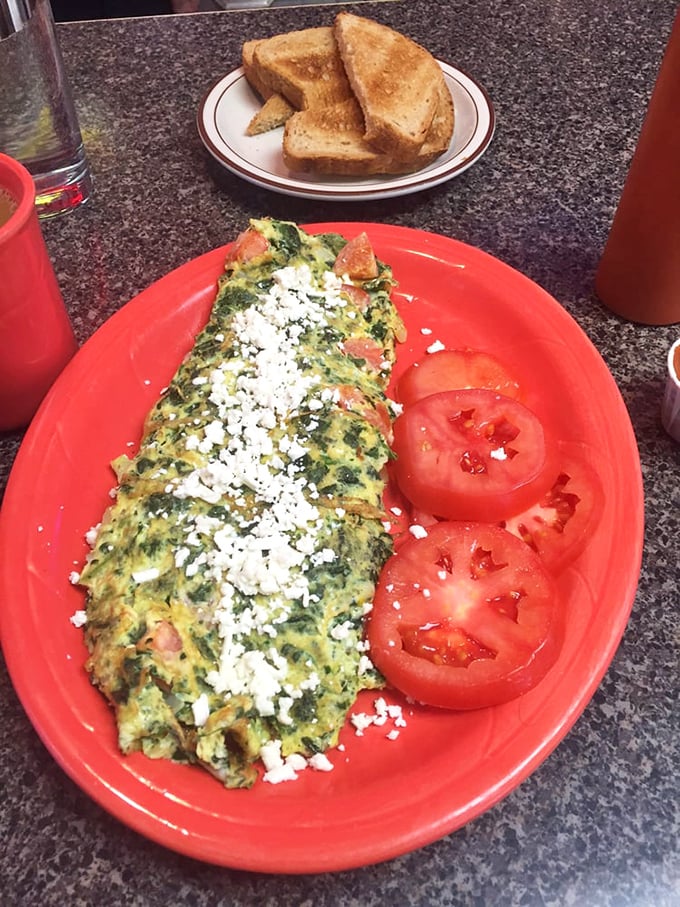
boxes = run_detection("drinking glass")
[0,0,92,219]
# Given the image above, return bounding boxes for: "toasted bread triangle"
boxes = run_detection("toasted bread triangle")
[249,27,353,111]
[334,13,444,160]
[246,93,296,136]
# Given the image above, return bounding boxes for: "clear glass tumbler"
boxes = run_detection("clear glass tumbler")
[0,0,92,219]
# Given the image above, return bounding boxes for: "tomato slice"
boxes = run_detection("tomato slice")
[333,232,379,280]
[392,388,556,522]
[367,522,564,710]
[500,451,603,573]
[396,349,521,407]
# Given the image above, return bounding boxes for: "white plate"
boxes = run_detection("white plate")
[197,62,495,201]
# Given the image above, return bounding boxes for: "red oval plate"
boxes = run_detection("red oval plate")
[0,224,643,874]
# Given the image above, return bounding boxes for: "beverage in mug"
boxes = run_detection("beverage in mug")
[0,185,17,225]
[0,0,92,218]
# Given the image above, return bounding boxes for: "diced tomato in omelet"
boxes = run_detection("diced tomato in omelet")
[333,232,379,280]
[341,336,386,371]
[225,228,269,266]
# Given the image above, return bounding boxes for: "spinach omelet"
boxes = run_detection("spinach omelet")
[78,219,405,788]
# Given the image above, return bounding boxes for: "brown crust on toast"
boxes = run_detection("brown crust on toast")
[242,39,274,100]
[418,77,455,158]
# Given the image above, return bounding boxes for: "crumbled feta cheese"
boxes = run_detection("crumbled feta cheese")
[330,620,353,641]
[207,646,288,718]
[263,762,299,784]
[351,697,407,737]
[131,567,160,583]
[309,753,334,772]
[260,739,284,772]
[409,524,428,539]
[69,610,87,628]
[388,704,407,727]
[277,696,295,726]
[285,753,308,772]
[350,712,374,736]
[299,671,320,691]
[426,339,446,354]
[191,693,210,727]
[357,654,374,675]
[174,547,191,568]
[261,739,301,784]
[85,524,100,547]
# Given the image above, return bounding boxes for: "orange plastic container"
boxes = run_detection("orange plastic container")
[595,9,680,324]
[0,153,77,431]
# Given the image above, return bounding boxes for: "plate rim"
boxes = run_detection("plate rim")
[0,223,643,873]
[196,62,495,201]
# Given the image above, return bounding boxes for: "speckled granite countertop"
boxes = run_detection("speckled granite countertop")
[1,1,679,903]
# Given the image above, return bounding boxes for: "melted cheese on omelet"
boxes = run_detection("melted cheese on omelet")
[79,219,404,787]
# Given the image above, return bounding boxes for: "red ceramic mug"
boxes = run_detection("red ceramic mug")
[0,153,78,432]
